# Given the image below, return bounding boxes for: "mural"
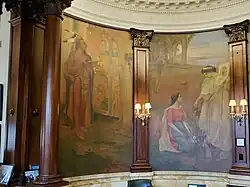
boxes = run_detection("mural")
[149,31,232,172]
[59,16,133,177]
[248,33,250,93]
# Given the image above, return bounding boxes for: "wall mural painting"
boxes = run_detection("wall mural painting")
[149,31,232,172]
[59,16,133,177]
[248,33,250,92]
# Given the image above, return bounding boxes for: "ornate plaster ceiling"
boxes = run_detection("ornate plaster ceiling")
[65,0,250,32]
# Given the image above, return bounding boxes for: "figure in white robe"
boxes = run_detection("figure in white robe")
[194,65,231,156]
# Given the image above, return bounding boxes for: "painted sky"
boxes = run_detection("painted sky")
[187,30,229,66]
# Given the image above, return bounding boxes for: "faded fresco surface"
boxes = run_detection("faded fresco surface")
[248,33,250,93]
[59,16,133,177]
[149,30,232,172]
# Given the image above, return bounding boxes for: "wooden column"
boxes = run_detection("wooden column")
[5,14,31,183]
[130,28,154,172]
[33,1,70,186]
[224,19,250,175]
[2,1,45,184]
[1,0,72,185]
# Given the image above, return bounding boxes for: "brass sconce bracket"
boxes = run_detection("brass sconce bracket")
[134,102,152,126]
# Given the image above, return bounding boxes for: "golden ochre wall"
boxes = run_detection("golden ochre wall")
[59,16,133,177]
[59,16,234,177]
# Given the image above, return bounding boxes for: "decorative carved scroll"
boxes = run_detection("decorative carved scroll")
[130,28,154,48]
[224,20,249,43]
[1,0,73,21]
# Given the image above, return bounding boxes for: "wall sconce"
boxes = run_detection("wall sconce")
[229,99,248,119]
[134,102,152,126]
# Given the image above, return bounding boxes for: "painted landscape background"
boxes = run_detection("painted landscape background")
[59,16,133,177]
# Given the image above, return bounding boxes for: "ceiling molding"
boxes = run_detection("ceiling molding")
[65,0,250,32]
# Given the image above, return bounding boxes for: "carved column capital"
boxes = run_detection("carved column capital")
[224,20,249,43]
[43,0,70,18]
[130,28,154,48]
[1,0,73,21]
[4,0,22,18]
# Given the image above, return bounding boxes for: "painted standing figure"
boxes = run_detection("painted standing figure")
[62,34,94,140]
[194,65,231,159]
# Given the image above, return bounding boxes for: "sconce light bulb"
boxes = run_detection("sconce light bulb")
[134,103,141,110]
[229,99,236,107]
[240,99,248,106]
[144,102,152,109]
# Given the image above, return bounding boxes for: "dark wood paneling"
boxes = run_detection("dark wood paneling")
[5,17,22,169]
[6,13,46,187]
[3,1,72,186]
[229,42,248,100]
[130,29,153,172]
[224,20,250,175]
[5,17,35,181]
[27,23,45,166]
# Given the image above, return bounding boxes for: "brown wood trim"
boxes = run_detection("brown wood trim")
[224,19,250,175]
[5,16,37,183]
[3,1,72,185]
[130,28,153,172]
[27,21,46,167]
[33,15,66,186]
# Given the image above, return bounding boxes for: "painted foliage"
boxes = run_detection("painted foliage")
[59,16,133,177]
[149,30,232,172]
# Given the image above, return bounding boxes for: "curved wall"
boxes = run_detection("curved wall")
[60,12,250,186]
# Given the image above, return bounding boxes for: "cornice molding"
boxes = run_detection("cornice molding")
[92,0,248,13]
[65,0,250,32]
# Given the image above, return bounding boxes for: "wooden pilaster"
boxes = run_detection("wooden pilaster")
[130,28,154,172]
[4,2,44,184]
[224,19,250,175]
